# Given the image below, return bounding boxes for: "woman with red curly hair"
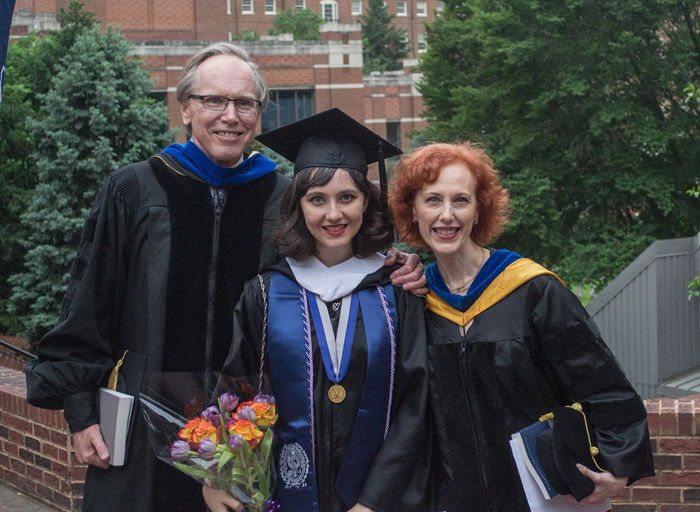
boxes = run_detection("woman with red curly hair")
[390,143,654,512]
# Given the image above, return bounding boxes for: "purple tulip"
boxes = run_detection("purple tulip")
[265,500,281,511]
[237,405,257,422]
[198,438,217,460]
[219,393,239,413]
[228,434,243,451]
[254,393,276,405]
[202,405,221,427]
[170,440,190,462]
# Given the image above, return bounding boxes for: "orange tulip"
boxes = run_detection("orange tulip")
[191,419,221,448]
[227,419,264,449]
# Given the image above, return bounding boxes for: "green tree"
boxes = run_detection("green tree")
[269,8,324,40]
[231,30,260,41]
[418,0,700,286]
[0,1,97,334]
[7,25,174,343]
[360,0,410,73]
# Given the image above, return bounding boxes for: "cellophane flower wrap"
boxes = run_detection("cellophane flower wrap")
[141,375,279,512]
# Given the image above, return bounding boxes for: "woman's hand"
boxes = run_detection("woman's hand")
[574,465,629,506]
[385,248,428,295]
[202,485,245,512]
[348,504,376,512]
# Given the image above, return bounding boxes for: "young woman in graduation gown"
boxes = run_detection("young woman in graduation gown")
[390,143,655,512]
[203,109,429,512]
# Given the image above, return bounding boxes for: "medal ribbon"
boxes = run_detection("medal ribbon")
[308,293,359,383]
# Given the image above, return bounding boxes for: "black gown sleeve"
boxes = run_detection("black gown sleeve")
[221,274,266,381]
[357,289,430,512]
[24,172,133,433]
[532,276,655,483]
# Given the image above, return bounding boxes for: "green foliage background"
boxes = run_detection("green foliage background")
[2,3,174,342]
[360,0,410,73]
[417,0,700,286]
[269,8,324,40]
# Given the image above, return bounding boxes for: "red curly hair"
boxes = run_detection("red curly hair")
[390,142,510,249]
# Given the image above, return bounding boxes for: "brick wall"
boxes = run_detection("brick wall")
[610,396,700,511]
[0,367,85,511]
[1,363,697,511]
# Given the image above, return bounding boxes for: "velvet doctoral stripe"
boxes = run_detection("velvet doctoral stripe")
[150,157,274,372]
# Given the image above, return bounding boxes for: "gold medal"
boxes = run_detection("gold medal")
[328,384,346,403]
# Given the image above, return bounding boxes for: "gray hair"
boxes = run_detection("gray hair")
[176,43,269,136]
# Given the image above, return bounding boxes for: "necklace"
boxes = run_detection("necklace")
[443,248,489,295]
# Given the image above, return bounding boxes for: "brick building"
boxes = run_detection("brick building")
[11,0,439,164]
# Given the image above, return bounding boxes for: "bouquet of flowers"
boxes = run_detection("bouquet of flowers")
[141,376,279,512]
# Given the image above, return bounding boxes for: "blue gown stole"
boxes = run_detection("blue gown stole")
[267,271,398,511]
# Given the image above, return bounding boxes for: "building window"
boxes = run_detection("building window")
[436,1,444,13]
[295,0,306,9]
[261,90,315,133]
[320,1,338,22]
[265,0,276,14]
[396,1,407,16]
[416,1,427,16]
[351,0,362,15]
[386,122,401,150]
[417,32,427,52]
[242,0,254,14]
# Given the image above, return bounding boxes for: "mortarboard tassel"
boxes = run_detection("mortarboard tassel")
[378,140,388,213]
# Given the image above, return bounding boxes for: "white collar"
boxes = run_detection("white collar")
[286,254,386,302]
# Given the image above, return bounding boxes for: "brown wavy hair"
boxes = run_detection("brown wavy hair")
[275,167,395,260]
[390,142,510,249]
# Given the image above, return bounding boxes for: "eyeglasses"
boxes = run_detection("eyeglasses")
[188,94,262,114]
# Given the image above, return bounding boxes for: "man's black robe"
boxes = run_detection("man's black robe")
[24,154,290,512]
[222,260,429,512]
[427,274,655,512]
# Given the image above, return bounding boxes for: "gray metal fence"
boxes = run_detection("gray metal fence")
[586,232,700,399]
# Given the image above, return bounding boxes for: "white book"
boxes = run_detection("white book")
[509,439,611,512]
[99,387,134,466]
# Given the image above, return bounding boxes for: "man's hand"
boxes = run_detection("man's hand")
[385,248,428,295]
[73,424,110,469]
[203,485,245,512]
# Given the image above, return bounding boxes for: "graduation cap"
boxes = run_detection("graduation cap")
[536,404,608,502]
[255,108,402,209]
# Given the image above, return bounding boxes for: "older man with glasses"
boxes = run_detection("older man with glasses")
[24,43,425,512]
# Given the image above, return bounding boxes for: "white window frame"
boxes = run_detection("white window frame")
[242,0,254,14]
[295,0,306,10]
[351,0,362,15]
[265,0,276,15]
[417,32,427,52]
[416,1,427,16]
[396,1,407,16]
[436,2,444,13]
[320,1,338,22]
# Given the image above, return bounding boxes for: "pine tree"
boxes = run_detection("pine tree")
[7,25,174,343]
[0,1,97,334]
[360,0,409,73]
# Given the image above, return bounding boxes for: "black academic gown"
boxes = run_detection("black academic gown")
[24,153,290,512]
[222,259,429,512]
[428,273,655,512]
